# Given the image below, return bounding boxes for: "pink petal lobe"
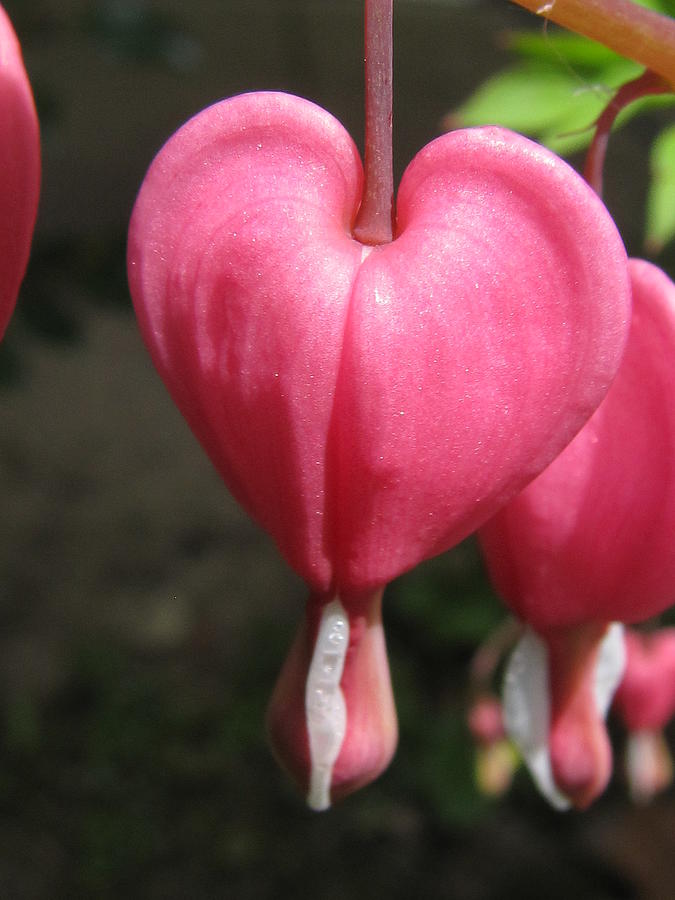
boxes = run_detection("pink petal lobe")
[480,260,675,630]
[332,127,630,590]
[128,92,364,591]
[0,5,40,339]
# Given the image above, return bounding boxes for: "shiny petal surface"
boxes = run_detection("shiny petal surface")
[333,128,630,589]
[129,91,630,592]
[129,92,364,590]
[0,4,40,339]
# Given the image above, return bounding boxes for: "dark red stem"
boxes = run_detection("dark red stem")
[353,0,394,245]
[583,69,670,197]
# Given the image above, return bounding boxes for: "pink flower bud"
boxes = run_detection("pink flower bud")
[128,91,630,805]
[0,5,40,339]
[480,260,675,809]
[468,694,505,746]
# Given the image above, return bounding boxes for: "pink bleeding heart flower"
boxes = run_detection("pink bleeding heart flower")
[613,627,675,802]
[0,4,40,340]
[480,259,675,810]
[128,89,630,807]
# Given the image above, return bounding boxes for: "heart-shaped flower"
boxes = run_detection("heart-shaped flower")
[480,259,675,809]
[128,90,630,805]
[0,4,40,339]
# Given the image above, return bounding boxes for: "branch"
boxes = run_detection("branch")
[511,0,675,87]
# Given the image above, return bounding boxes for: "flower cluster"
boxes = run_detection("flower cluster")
[3,0,674,813]
[124,6,674,811]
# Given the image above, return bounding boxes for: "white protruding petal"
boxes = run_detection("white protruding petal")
[502,623,626,811]
[593,622,626,717]
[305,598,349,811]
[502,628,571,810]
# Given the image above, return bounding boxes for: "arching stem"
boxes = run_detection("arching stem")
[353,0,394,245]
[511,0,675,88]
[583,69,670,197]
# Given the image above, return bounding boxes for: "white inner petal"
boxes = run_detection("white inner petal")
[305,598,349,811]
[502,627,570,810]
[593,622,626,717]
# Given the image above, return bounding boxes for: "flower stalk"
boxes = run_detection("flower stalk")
[583,69,670,197]
[353,0,394,244]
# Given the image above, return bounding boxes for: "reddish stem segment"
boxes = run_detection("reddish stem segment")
[512,0,675,88]
[583,69,670,196]
[353,0,394,245]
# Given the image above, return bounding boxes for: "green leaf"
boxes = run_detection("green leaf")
[633,0,675,14]
[452,55,674,156]
[452,59,646,154]
[453,65,589,134]
[646,124,675,252]
[506,31,624,70]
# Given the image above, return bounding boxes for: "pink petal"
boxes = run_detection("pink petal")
[129,92,364,590]
[129,92,630,593]
[333,128,630,590]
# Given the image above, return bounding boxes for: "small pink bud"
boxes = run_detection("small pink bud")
[468,693,517,798]
[468,694,505,746]
[0,5,40,339]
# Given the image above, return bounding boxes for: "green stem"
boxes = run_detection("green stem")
[511,0,675,87]
[353,0,394,245]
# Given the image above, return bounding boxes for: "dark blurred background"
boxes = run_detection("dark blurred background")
[1,1,674,897]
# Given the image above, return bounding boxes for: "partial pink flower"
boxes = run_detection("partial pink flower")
[613,627,675,802]
[128,91,630,806]
[480,259,675,809]
[0,4,40,339]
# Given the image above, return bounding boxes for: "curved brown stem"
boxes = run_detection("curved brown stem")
[583,69,670,197]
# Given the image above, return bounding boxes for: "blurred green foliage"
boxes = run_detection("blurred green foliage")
[451,0,675,249]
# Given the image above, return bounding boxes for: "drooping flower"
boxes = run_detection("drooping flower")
[613,627,675,802]
[480,259,675,809]
[0,4,40,339]
[128,90,630,806]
